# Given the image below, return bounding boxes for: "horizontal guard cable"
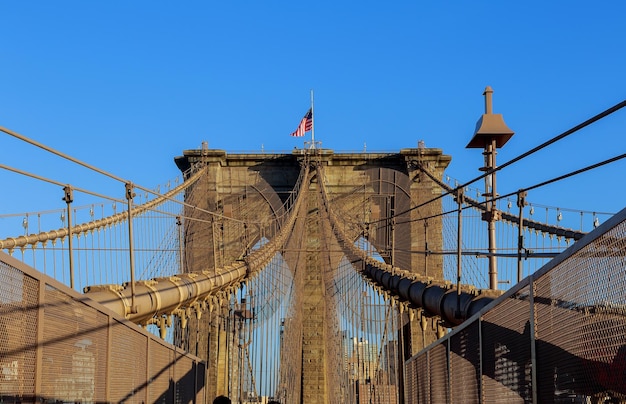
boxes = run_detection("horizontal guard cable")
[1,124,265,248]
[0,163,128,204]
[83,163,310,324]
[0,164,208,250]
[417,163,586,240]
[1,125,128,184]
[371,99,626,225]
[316,164,500,326]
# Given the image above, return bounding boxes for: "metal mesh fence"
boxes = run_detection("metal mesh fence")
[0,251,206,404]
[0,259,38,400]
[449,321,481,403]
[406,207,626,403]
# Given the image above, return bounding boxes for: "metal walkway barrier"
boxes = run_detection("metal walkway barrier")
[405,207,626,403]
[0,252,206,403]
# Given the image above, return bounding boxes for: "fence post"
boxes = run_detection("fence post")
[529,275,538,403]
[478,316,484,404]
[455,188,464,318]
[517,191,527,282]
[177,216,184,272]
[34,277,46,398]
[126,182,137,313]
[447,338,452,403]
[105,315,112,402]
[62,185,75,289]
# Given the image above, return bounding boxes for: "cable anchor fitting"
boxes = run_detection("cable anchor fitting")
[125,182,136,201]
[62,185,74,204]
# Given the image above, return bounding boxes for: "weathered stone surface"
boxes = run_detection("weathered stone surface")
[175,148,450,403]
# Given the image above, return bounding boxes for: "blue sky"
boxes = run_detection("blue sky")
[1,1,625,233]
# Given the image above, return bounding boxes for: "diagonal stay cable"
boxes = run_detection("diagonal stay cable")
[502,152,626,199]
[0,163,126,204]
[376,99,626,223]
[402,152,626,225]
[0,131,248,225]
[1,125,128,183]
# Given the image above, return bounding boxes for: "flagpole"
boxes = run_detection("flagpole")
[310,89,315,149]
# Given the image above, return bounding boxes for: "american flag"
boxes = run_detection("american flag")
[290,108,313,137]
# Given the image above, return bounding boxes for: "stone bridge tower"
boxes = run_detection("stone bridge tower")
[175,147,450,402]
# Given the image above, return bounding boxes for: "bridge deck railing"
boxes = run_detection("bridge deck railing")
[0,251,206,403]
[405,207,626,403]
